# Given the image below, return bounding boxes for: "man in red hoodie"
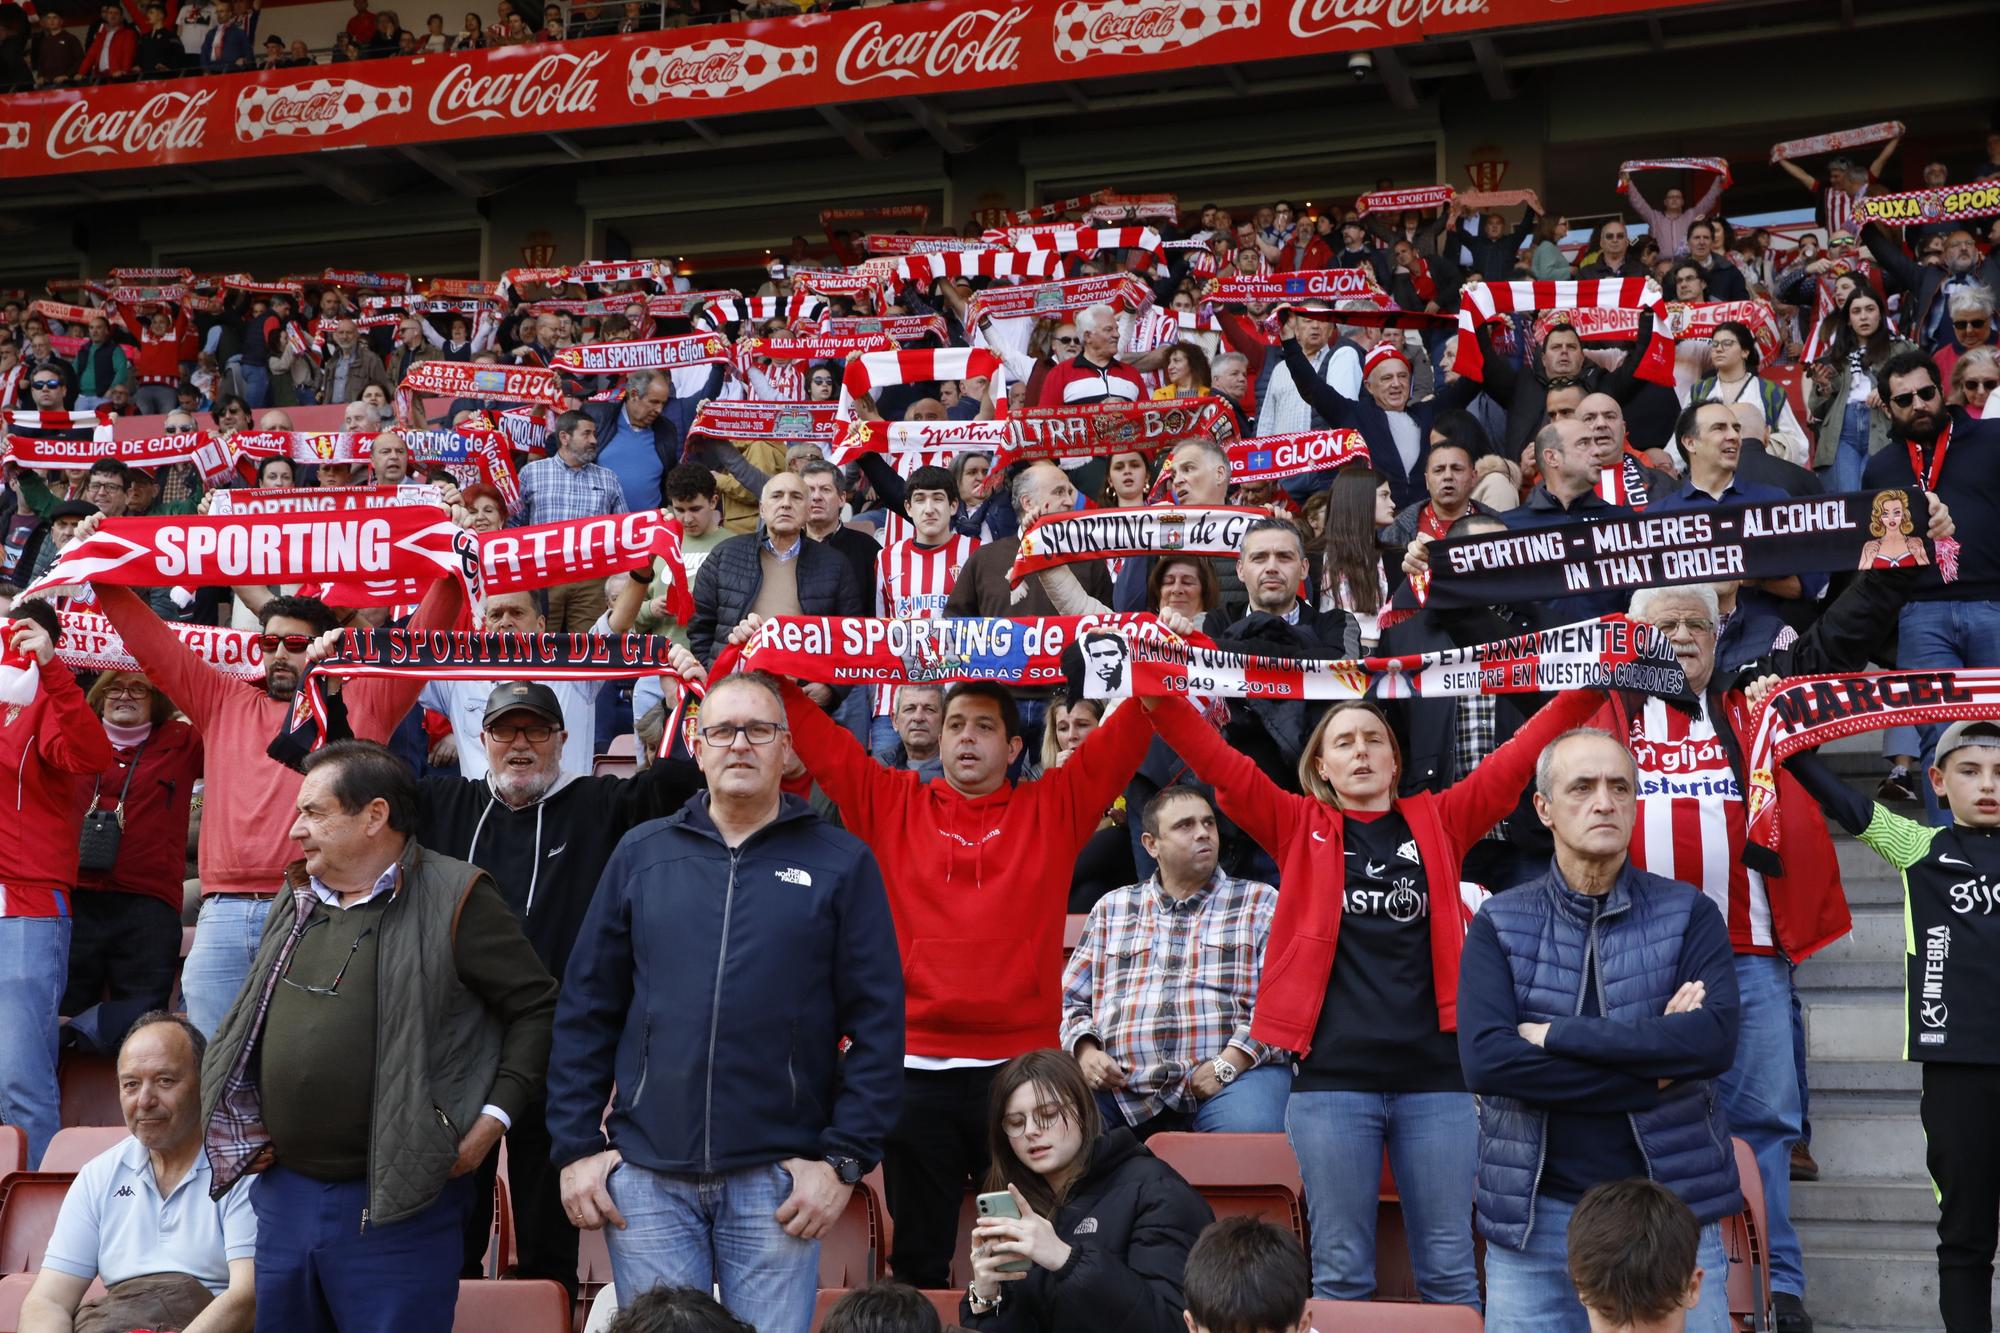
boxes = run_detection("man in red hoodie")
[73,512,462,1036]
[717,614,1154,1289]
[0,602,117,1167]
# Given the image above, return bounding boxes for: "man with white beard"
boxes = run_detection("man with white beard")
[406,680,705,1300]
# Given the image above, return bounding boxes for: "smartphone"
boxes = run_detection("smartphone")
[975,1190,1032,1272]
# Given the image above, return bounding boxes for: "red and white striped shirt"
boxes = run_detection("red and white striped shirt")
[1621,696,1772,954]
[872,533,978,713]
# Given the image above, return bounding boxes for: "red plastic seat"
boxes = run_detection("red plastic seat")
[816,1183,882,1287]
[1308,1298,1482,1328]
[1144,1132,1308,1249]
[57,1053,121,1130]
[0,1129,25,1189]
[0,1176,75,1273]
[577,1223,614,1302]
[1063,914,1089,950]
[1726,1135,1771,1332]
[40,1127,126,1175]
[450,1278,570,1333]
[0,1271,105,1333]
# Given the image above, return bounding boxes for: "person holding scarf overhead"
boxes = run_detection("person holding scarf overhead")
[1141,680,1605,1307]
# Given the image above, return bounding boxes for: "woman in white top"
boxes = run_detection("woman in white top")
[175,0,214,55]
[1317,467,1396,651]
[1683,320,1809,464]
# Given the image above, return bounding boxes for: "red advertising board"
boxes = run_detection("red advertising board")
[1,0,1708,179]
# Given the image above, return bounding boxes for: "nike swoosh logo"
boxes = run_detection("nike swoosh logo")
[547,844,566,858]
[1366,861,1386,877]
[1312,832,1328,844]
[1939,854,1973,868]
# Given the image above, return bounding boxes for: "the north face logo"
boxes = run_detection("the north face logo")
[776,867,812,887]
[1072,1217,1098,1235]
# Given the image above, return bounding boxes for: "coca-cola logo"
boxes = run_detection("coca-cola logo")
[427,50,605,126]
[45,89,215,161]
[1288,0,1489,39]
[660,51,743,83]
[1089,5,1183,41]
[268,91,342,126]
[835,5,1027,85]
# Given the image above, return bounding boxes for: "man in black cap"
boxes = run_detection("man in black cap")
[407,678,705,1297]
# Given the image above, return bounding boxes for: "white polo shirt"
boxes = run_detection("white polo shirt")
[42,1137,256,1295]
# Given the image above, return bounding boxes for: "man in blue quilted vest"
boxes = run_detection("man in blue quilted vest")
[1457,727,1743,1333]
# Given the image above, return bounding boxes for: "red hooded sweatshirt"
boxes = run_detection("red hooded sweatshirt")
[780,678,1153,1059]
[0,659,117,917]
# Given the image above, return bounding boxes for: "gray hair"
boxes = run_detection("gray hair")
[121,1009,207,1069]
[893,682,944,710]
[1534,727,1634,800]
[1169,436,1230,473]
[1075,303,1118,335]
[624,368,661,400]
[1010,459,1062,511]
[1947,284,1995,320]
[1628,582,1720,627]
[1211,351,1250,378]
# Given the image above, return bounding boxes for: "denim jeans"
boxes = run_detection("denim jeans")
[182,896,274,1038]
[1483,1191,1731,1332]
[238,362,271,409]
[833,684,873,748]
[867,715,899,764]
[605,1159,818,1333]
[133,385,178,416]
[1719,953,1804,1297]
[1100,1064,1294,1137]
[1818,401,1870,495]
[0,917,70,1167]
[1284,1089,1479,1304]
[1898,600,2000,824]
[1789,963,1811,1148]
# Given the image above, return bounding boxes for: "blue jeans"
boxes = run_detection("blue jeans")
[0,917,70,1167]
[253,1165,473,1333]
[238,361,271,409]
[1719,953,1804,1297]
[867,714,899,764]
[1898,600,2000,824]
[1818,402,1870,495]
[1789,964,1810,1147]
[605,1159,818,1333]
[834,686,872,747]
[1483,1191,1730,1332]
[1100,1064,1293,1137]
[182,896,274,1038]
[1284,1089,1479,1304]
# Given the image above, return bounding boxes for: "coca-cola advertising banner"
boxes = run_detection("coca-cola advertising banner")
[3,0,1704,179]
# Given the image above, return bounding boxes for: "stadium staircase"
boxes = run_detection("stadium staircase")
[1798,735,1997,1330]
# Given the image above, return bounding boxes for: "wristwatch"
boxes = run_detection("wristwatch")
[823,1154,864,1186]
[1212,1056,1240,1086]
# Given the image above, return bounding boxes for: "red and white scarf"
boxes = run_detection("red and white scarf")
[209,484,442,515]
[1769,121,1904,164]
[1000,191,1112,226]
[690,401,842,446]
[1617,157,1732,190]
[827,418,1007,466]
[965,273,1153,323]
[863,234,997,256]
[4,430,236,483]
[57,608,265,681]
[1354,185,1455,216]
[7,408,113,435]
[747,335,897,360]
[230,431,376,465]
[840,348,1001,413]
[1855,180,2000,229]
[822,315,949,345]
[1455,278,1676,386]
[1009,505,1268,582]
[691,294,829,333]
[1227,429,1369,484]
[550,333,732,375]
[895,250,1061,288]
[991,399,1235,474]
[399,360,563,406]
[1010,226,1164,270]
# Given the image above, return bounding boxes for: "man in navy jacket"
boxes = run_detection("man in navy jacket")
[547,668,903,1333]
[1458,727,1742,1333]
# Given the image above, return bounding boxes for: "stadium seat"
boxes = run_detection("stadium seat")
[817,1182,882,1287]
[1143,1133,1308,1248]
[57,1053,120,1129]
[1726,1135,1772,1332]
[1307,1298,1482,1328]
[947,1189,980,1289]
[0,1129,24,1188]
[592,754,638,778]
[451,1278,570,1333]
[0,1271,104,1333]
[577,1223,614,1301]
[1063,914,1088,950]
[39,1127,125,1176]
[0,1175,74,1273]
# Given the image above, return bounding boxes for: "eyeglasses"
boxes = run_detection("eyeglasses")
[488,722,556,744]
[1953,319,1991,330]
[281,920,375,997]
[1002,1102,1071,1138]
[84,480,126,494]
[1964,379,1999,393]
[698,720,786,747]
[29,379,61,390]
[1651,617,1715,636]
[1891,385,1941,408]
[100,683,151,698]
[257,633,314,652]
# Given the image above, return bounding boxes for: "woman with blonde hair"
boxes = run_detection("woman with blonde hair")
[1858,490,1929,569]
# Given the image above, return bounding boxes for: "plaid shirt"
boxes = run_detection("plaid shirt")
[515,453,628,526]
[1060,869,1280,1123]
[1451,694,1504,841]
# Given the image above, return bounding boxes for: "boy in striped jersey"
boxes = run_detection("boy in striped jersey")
[1779,714,2000,1333]
[867,465,977,759]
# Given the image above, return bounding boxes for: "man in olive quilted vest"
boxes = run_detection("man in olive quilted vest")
[198,740,557,1333]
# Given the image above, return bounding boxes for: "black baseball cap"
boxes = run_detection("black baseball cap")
[482,681,564,728]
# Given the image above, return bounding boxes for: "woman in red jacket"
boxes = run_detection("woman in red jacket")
[64,669,203,1023]
[1144,685,1600,1306]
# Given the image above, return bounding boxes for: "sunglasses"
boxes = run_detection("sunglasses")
[1053,335,1081,346]
[30,379,61,390]
[1964,379,1999,392]
[1891,385,1940,408]
[1953,319,1990,330]
[257,633,314,651]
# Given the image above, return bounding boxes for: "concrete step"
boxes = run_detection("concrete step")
[1802,1247,1955,1331]
[1804,996,1906,1062]
[1793,1179,1938,1228]
[1808,1097,1928,1180]
[1807,1057,1922,1096]
[1807,902,1904,968]
[1834,837,1906,905]
[1795,958,1902,992]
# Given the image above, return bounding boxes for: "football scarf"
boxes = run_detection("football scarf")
[4,430,235,482]
[1086,193,1179,223]
[1355,185,1456,215]
[1534,300,1784,363]
[840,348,1002,410]
[748,335,897,360]
[209,485,444,515]
[715,612,1168,688]
[6,409,112,436]
[398,360,563,405]
[0,623,39,707]
[1086,613,1687,702]
[690,401,842,445]
[1456,278,1676,386]
[56,609,265,681]
[1854,181,2000,229]
[1007,505,1270,583]
[24,506,472,599]
[864,234,997,256]
[965,273,1153,323]
[230,431,376,465]
[1210,270,1383,305]
[821,315,949,345]
[1595,456,1655,510]
[1226,430,1370,484]
[990,398,1236,475]
[1415,488,1951,610]
[1769,121,1904,164]
[827,418,1007,466]
[1745,668,2000,852]
[1008,226,1165,270]
[549,334,732,374]
[691,294,830,333]
[895,250,1062,288]
[1618,157,1732,189]
[1000,190,1113,226]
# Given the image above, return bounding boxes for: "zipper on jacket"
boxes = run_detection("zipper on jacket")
[787,1020,798,1113]
[1592,908,1656,1180]
[1528,898,1601,1244]
[703,847,742,1173]
[630,1018,652,1109]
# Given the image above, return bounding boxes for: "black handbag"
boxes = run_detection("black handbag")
[77,739,145,874]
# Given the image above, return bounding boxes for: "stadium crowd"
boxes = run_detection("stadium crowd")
[0,126,1999,1333]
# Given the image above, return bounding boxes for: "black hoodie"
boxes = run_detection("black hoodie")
[962,1129,1213,1333]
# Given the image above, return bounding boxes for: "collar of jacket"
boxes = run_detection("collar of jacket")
[1542,855,1638,926]
[668,791,820,847]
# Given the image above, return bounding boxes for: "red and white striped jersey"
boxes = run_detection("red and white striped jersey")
[872,534,978,713]
[1624,696,1772,954]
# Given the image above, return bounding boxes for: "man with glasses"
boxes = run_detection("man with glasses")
[1579,218,1640,279]
[21,367,74,414]
[1865,350,2000,823]
[200,738,556,1331]
[78,510,466,1034]
[547,668,903,1333]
